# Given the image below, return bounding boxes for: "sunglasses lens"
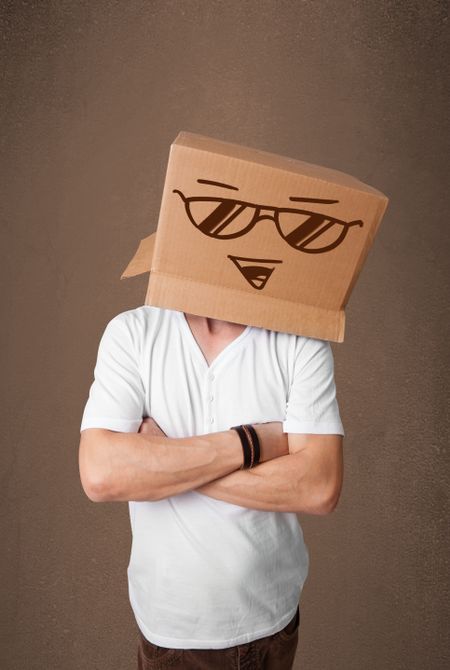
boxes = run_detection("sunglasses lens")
[278,211,347,253]
[188,200,255,238]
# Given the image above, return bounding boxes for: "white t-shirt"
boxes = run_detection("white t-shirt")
[80,305,344,650]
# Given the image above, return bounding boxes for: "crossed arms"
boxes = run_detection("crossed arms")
[79,419,343,514]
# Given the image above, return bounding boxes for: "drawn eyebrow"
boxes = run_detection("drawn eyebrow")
[197,179,339,204]
[289,196,339,204]
[197,179,239,191]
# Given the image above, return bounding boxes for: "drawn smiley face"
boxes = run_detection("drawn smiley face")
[173,178,364,290]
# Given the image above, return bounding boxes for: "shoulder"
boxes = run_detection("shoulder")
[105,305,175,331]
[291,334,334,368]
[256,326,328,357]
[101,305,177,349]
[255,328,334,380]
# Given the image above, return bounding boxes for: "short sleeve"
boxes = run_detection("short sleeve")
[283,337,345,436]
[80,314,145,433]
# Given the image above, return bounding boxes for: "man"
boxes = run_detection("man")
[79,305,344,669]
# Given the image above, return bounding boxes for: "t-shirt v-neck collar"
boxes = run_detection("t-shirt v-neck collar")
[174,310,253,372]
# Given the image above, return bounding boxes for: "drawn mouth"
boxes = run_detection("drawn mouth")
[227,255,283,290]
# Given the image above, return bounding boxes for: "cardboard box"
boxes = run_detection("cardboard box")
[121,131,389,342]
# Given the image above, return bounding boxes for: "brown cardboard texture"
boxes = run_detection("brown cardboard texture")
[121,132,389,342]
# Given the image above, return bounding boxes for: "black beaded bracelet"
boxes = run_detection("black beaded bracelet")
[231,425,253,469]
[230,424,261,469]
[245,424,261,467]
[241,425,255,469]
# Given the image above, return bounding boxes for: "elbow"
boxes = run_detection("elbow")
[314,461,344,515]
[315,484,342,515]
[79,460,112,502]
[78,429,114,503]
[80,475,111,503]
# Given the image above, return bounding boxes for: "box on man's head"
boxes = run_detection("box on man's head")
[121,131,389,342]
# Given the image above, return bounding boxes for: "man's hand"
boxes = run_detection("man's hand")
[249,422,289,461]
[138,417,167,438]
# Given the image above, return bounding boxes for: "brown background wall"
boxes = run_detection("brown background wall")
[1,1,449,668]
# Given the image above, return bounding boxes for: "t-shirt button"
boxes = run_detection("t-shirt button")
[209,373,215,381]
[209,395,214,402]
[210,417,215,423]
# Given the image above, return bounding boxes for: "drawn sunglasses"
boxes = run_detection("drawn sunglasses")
[173,188,363,254]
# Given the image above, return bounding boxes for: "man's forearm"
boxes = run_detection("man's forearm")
[80,429,243,502]
[195,451,331,515]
